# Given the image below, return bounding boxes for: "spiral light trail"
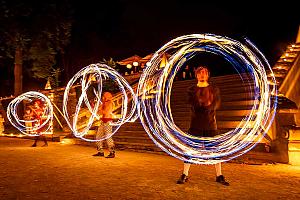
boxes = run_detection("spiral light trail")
[137,34,277,164]
[63,63,137,142]
[6,91,53,136]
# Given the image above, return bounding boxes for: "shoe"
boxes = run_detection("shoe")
[31,144,37,147]
[176,174,188,184]
[105,152,115,158]
[93,152,104,157]
[216,175,229,186]
[42,144,48,147]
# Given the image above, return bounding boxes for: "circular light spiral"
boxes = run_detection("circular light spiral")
[6,91,53,136]
[63,63,137,142]
[137,34,277,164]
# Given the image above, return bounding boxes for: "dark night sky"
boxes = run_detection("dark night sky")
[1,0,299,96]
[68,0,299,68]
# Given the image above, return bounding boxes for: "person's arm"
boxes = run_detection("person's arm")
[212,87,221,110]
[41,108,48,120]
[98,104,103,115]
[187,86,194,104]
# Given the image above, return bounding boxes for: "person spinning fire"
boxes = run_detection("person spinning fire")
[176,66,229,186]
[31,99,48,147]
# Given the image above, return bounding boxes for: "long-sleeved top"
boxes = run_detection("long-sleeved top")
[187,84,221,136]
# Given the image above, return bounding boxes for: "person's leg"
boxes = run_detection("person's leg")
[104,123,115,158]
[42,134,48,147]
[215,163,229,186]
[177,162,190,184]
[25,122,32,134]
[215,162,222,176]
[93,121,104,156]
[32,136,39,147]
[183,162,191,176]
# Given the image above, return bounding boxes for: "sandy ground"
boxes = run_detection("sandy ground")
[0,137,300,200]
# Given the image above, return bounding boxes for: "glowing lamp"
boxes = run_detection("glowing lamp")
[126,64,132,69]
[133,62,139,67]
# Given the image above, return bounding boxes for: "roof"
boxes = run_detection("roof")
[117,55,142,65]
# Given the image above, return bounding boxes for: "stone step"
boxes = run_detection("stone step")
[172,80,254,87]
[170,92,254,101]
[232,151,283,164]
[114,135,154,144]
[171,109,256,117]
[288,141,300,165]
[175,120,255,129]
[114,130,148,137]
[168,100,258,110]
[118,125,146,132]
[117,118,256,133]
[176,115,255,122]
[221,100,259,107]
[173,74,253,84]
[171,87,255,95]
[115,141,163,152]
[173,81,255,89]
[115,126,255,139]
[288,129,300,140]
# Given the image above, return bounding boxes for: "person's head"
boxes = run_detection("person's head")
[32,99,43,108]
[195,66,210,82]
[102,92,113,102]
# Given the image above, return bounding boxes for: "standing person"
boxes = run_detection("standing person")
[23,107,34,135]
[31,100,48,147]
[93,92,116,158]
[182,65,192,80]
[176,66,229,186]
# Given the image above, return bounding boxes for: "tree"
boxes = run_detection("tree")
[0,0,73,95]
[102,57,117,69]
[100,57,120,93]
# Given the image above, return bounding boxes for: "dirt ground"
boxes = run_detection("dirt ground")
[0,137,300,200]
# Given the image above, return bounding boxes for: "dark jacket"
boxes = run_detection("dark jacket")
[187,84,220,136]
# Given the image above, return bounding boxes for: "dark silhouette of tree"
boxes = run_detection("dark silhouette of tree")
[0,0,73,95]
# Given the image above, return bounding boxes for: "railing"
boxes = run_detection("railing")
[279,51,300,107]
[265,43,300,164]
[72,74,143,130]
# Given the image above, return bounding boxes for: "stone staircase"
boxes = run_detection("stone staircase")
[72,73,272,160]
[112,74,263,152]
[273,42,300,165]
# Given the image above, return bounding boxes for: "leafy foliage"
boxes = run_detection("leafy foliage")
[100,57,120,93]
[0,0,73,89]
[102,57,117,70]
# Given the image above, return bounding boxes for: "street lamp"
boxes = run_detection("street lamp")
[133,61,139,73]
[126,64,133,75]
[126,64,132,69]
